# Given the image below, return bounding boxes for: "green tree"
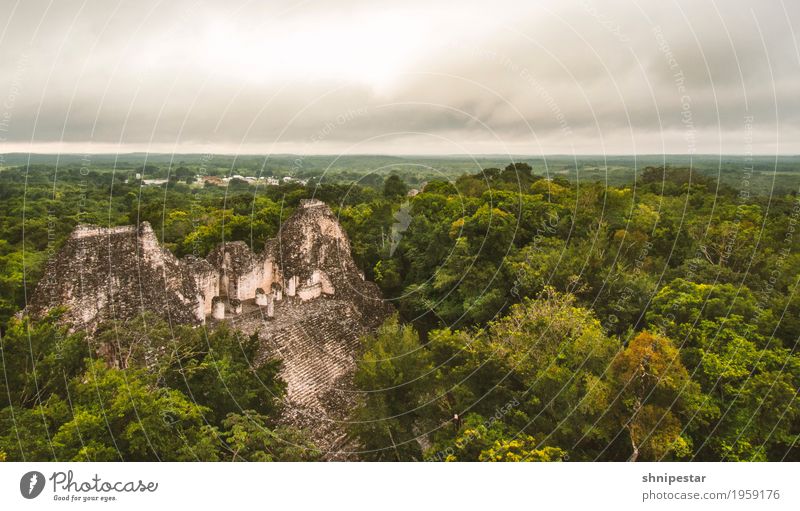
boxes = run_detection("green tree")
[221,411,320,461]
[383,175,408,199]
[95,318,285,426]
[0,360,220,461]
[0,311,89,408]
[429,414,565,462]
[350,315,434,460]
[609,332,701,461]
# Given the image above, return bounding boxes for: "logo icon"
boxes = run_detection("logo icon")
[20,471,45,499]
[389,201,412,256]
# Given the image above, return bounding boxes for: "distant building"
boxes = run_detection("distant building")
[202,176,224,186]
[282,176,309,185]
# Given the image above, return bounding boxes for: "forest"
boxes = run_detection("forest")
[0,157,798,461]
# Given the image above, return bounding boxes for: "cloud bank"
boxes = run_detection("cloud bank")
[0,0,798,154]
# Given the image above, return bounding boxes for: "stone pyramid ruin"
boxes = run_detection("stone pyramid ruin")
[27,199,392,457]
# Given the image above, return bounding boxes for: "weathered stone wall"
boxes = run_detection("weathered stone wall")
[28,199,391,330]
[274,199,391,327]
[27,222,203,328]
[184,256,219,321]
[297,282,322,301]
[207,242,262,301]
[313,270,335,295]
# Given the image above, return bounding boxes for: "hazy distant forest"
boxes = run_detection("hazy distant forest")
[1,155,798,462]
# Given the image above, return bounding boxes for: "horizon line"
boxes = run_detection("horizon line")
[2,152,799,158]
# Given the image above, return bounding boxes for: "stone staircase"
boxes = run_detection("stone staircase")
[228,298,368,458]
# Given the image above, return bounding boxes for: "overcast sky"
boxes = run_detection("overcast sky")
[0,0,798,155]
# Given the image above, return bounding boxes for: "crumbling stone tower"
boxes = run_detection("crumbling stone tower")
[27,199,387,330]
[26,222,208,327]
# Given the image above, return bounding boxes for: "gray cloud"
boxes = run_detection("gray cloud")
[0,0,798,154]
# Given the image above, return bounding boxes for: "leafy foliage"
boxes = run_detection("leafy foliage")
[2,158,800,461]
[0,314,314,461]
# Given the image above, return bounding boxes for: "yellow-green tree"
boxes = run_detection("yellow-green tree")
[610,332,700,461]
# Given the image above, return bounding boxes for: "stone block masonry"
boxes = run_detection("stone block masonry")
[28,199,389,331]
[26,199,393,458]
